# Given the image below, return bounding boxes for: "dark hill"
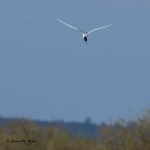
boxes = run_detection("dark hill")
[0,116,107,138]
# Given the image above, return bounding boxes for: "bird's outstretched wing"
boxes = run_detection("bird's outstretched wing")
[58,19,80,31]
[87,23,115,35]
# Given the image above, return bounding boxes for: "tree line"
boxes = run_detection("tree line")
[0,110,150,150]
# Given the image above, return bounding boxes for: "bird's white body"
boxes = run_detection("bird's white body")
[58,19,114,44]
[82,33,88,44]
[82,32,88,38]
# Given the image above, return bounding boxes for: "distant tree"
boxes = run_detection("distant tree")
[84,117,92,125]
[135,110,150,150]
[99,110,150,150]
[0,119,42,150]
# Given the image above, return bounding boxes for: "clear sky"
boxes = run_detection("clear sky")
[0,0,150,124]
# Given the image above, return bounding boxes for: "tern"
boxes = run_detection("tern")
[58,19,114,44]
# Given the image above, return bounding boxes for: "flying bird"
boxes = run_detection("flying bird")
[58,19,114,44]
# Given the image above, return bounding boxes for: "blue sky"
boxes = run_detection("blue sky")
[0,0,150,124]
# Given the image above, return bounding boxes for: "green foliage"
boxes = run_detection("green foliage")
[100,111,150,150]
[0,110,150,150]
[0,119,42,150]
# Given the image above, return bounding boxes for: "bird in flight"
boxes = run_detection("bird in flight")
[58,19,114,44]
